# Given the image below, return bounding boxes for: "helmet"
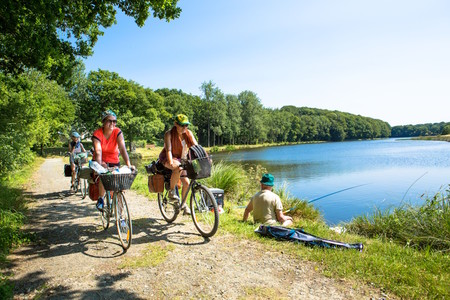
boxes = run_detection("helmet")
[71,132,80,138]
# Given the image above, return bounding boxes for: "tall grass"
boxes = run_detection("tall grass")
[273,183,321,222]
[346,185,450,251]
[0,158,42,299]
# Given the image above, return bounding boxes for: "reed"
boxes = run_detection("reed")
[345,185,450,251]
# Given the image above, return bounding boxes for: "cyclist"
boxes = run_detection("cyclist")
[158,114,198,214]
[92,110,135,211]
[68,131,87,189]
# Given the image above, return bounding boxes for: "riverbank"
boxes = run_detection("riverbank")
[412,134,450,142]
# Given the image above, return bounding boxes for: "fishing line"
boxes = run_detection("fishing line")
[284,183,371,213]
[400,171,428,203]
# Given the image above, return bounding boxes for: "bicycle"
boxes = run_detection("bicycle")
[66,152,88,198]
[97,170,137,250]
[147,159,219,238]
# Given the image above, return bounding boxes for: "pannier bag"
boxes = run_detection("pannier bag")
[186,145,212,179]
[88,182,99,201]
[79,167,92,179]
[148,174,164,193]
[255,225,363,251]
[64,164,72,177]
[88,174,99,201]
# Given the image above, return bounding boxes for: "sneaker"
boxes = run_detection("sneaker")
[168,189,180,201]
[96,197,104,212]
[181,204,191,216]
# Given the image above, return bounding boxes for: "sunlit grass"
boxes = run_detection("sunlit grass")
[119,242,175,269]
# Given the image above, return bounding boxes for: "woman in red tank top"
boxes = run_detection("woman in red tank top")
[92,110,134,211]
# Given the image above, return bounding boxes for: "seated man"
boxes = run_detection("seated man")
[243,173,293,226]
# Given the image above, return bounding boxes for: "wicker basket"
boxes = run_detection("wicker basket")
[99,172,137,191]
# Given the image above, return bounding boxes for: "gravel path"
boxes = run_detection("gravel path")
[8,158,388,299]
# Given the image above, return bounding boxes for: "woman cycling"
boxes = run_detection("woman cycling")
[92,110,134,211]
[158,114,198,214]
[68,131,86,189]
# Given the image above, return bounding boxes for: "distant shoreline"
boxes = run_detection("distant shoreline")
[411,134,450,142]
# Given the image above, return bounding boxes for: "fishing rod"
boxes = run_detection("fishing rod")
[285,183,370,213]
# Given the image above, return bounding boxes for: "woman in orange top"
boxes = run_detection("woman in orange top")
[159,114,198,212]
[92,110,134,211]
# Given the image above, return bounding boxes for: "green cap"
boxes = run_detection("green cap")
[260,173,274,186]
[174,114,190,126]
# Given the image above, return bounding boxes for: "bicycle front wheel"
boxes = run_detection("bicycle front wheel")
[80,179,88,199]
[190,184,219,237]
[158,188,180,223]
[115,192,132,250]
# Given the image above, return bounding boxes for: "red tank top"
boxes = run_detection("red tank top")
[92,127,122,164]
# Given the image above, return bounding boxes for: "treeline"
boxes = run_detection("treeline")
[0,67,392,177]
[391,122,450,137]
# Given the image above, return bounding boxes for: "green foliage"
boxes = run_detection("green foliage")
[345,186,450,251]
[442,124,450,135]
[391,122,450,137]
[0,71,74,175]
[0,0,181,86]
[77,70,165,151]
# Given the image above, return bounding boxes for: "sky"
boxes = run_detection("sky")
[84,0,450,126]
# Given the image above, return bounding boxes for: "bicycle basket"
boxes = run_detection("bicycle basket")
[99,172,137,191]
[185,157,212,179]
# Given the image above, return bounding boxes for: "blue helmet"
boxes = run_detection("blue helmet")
[71,132,80,138]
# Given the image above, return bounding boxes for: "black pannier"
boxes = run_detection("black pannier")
[64,164,72,177]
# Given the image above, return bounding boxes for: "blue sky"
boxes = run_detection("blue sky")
[84,0,450,126]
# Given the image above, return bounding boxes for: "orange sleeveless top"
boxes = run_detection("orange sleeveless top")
[159,126,195,163]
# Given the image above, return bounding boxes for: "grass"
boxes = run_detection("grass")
[345,186,450,252]
[0,157,44,299]
[119,242,175,269]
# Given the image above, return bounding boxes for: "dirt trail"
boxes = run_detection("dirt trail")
[8,158,388,299]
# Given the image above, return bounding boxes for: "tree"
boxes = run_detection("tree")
[78,70,164,151]
[200,81,223,147]
[442,124,450,135]
[224,94,242,144]
[239,91,265,144]
[0,71,74,175]
[0,0,181,86]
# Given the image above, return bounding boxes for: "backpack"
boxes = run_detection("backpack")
[255,225,363,251]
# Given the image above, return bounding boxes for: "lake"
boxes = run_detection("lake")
[211,139,450,225]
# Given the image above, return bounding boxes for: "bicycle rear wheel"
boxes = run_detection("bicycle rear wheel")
[100,192,111,230]
[115,192,132,250]
[190,184,219,237]
[158,187,180,223]
[80,179,88,199]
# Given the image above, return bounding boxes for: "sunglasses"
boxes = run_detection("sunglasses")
[106,119,117,124]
